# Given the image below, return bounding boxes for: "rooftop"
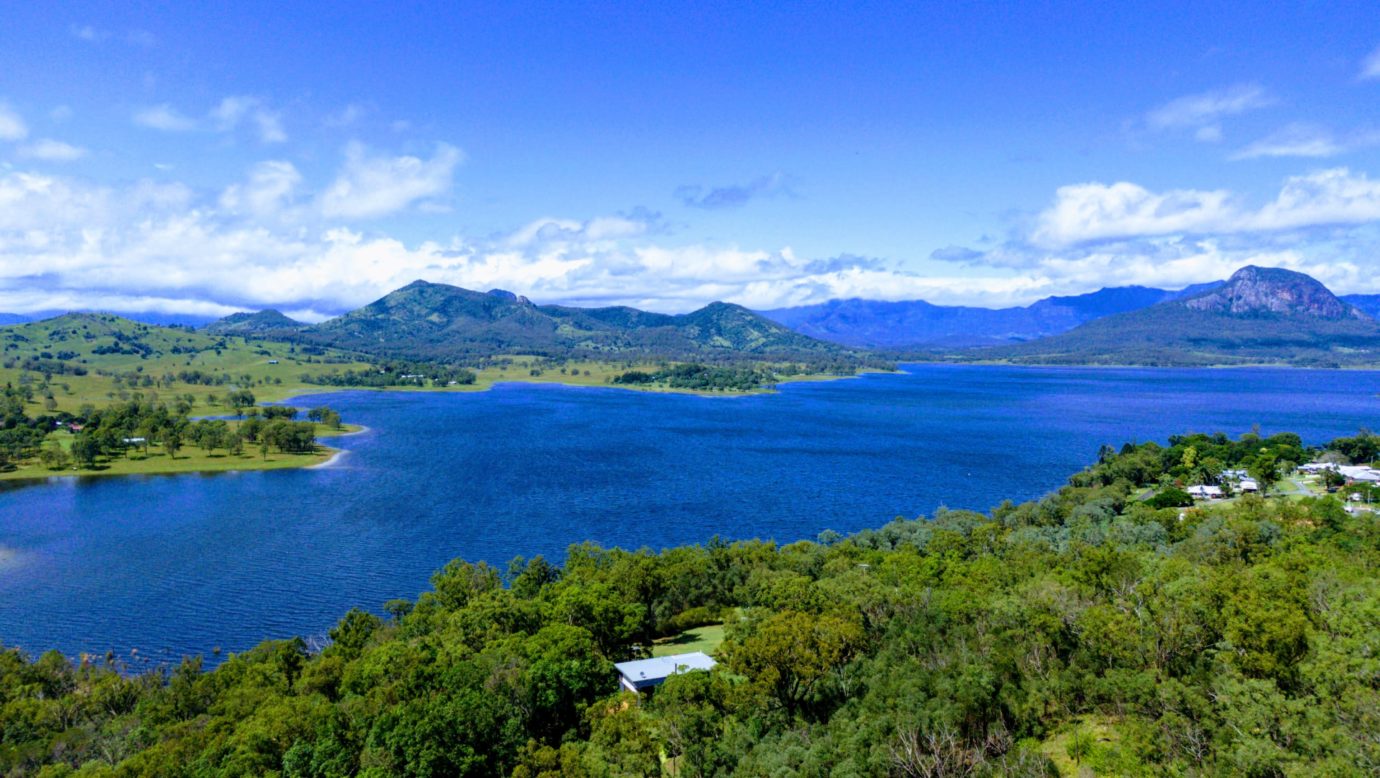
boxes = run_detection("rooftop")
[615,651,716,684]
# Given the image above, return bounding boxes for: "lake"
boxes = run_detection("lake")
[2,364,1378,666]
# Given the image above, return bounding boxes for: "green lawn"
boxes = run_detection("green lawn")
[652,623,725,657]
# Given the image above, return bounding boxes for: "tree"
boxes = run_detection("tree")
[1248,452,1280,494]
[227,389,256,418]
[70,433,99,469]
[723,610,864,717]
[163,426,182,459]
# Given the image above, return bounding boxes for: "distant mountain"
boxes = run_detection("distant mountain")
[975,266,1380,367]
[204,309,308,336]
[306,281,849,361]
[0,310,218,328]
[759,283,1222,348]
[0,313,30,326]
[1340,294,1380,319]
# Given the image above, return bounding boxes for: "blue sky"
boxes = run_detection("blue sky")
[2,2,1380,318]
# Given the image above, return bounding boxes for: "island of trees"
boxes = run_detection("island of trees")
[2,429,1379,775]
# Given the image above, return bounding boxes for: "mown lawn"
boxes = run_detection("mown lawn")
[652,623,725,657]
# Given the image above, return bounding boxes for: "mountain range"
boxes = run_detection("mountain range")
[10,266,1379,369]
[210,281,858,363]
[758,282,1222,348]
[974,266,1380,367]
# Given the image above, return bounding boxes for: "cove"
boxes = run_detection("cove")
[2,363,1379,666]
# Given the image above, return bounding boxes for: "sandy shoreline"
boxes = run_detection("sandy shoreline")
[308,449,349,469]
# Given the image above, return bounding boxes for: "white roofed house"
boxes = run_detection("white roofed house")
[1238,478,1259,493]
[1186,485,1223,500]
[614,652,716,694]
[1339,466,1380,483]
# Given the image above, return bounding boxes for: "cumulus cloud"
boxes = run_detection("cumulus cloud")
[1030,168,1380,247]
[1146,84,1274,134]
[0,103,28,141]
[17,139,88,162]
[317,142,462,218]
[134,104,196,132]
[9,151,1380,319]
[0,159,1033,316]
[675,173,792,209]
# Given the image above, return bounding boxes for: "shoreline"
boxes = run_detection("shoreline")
[275,368,891,404]
[307,449,349,469]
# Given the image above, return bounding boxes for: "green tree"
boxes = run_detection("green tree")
[69,433,99,469]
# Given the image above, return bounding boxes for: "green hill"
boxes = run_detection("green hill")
[975,266,1380,367]
[203,309,307,337]
[306,281,853,362]
[0,313,368,412]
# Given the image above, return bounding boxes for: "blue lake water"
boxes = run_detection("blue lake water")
[2,364,1379,666]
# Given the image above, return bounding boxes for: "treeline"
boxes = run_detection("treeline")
[0,394,336,473]
[301,361,478,388]
[3,431,1379,774]
[0,386,51,468]
[613,363,779,391]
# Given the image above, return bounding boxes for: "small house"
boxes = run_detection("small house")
[267,359,279,364]
[1238,478,1259,492]
[1186,485,1223,500]
[614,652,716,694]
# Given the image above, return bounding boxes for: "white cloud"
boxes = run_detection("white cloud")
[134,104,196,132]
[1232,124,1380,160]
[1032,168,1380,247]
[8,154,1380,319]
[0,103,28,141]
[1361,45,1380,80]
[1032,182,1237,246]
[219,160,302,217]
[135,97,285,142]
[317,142,462,219]
[211,96,286,143]
[1146,83,1274,131]
[17,139,88,162]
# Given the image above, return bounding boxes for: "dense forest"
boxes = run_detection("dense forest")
[2,430,1379,775]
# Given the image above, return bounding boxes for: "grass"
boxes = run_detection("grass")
[0,315,374,414]
[1038,715,1136,776]
[652,623,725,657]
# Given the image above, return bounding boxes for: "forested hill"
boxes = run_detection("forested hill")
[303,280,855,362]
[758,282,1223,348]
[202,309,307,337]
[971,265,1380,367]
[3,428,1379,774]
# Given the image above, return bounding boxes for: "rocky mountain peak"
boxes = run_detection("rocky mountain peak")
[1182,265,1366,320]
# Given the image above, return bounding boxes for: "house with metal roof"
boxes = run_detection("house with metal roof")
[614,651,716,693]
